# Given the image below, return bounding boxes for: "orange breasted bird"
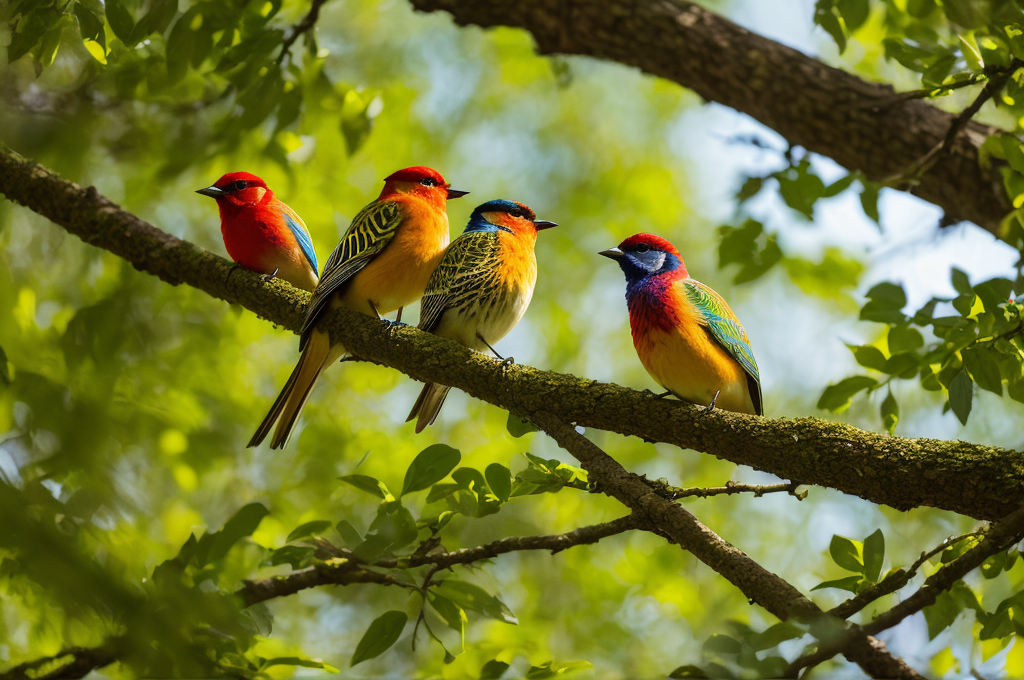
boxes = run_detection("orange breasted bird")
[600,233,763,415]
[407,199,556,432]
[249,166,468,449]
[197,172,319,292]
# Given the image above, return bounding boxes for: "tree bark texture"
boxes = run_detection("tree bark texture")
[409,0,1012,237]
[1,146,1022,522]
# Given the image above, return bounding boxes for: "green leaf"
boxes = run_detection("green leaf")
[810,575,864,593]
[962,347,1003,395]
[822,172,856,198]
[923,590,961,639]
[350,610,408,666]
[286,520,333,543]
[888,325,923,354]
[195,502,269,567]
[340,474,391,499]
[948,369,973,425]
[703,633,742,655]
[815,3,846,53]
[850,344,888,372]
[860,182,880,223]
[736,175,764,202]
[861,282,906,323]
[817,376,877,411]
[130,0,176,42]
[506,412,539,438]
[434,580,518,624]
[750,622,803,652]
[669,666,710,679]
[74,3,105,46]
[480,660,511,680]
[862,529,884,582]
[880,389,899,434]
[485,463,512,503]
[426,482,461,504]
[402,444,461,496]
[429,593,467,633]
[335,520,363,548]
[105,0,135,45]
[266,545,315,569]
[263,657,339,673]
[829,535,864,574]
[837,0,869,31]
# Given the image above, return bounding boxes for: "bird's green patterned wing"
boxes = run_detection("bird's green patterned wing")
[418,231,502,333]
[301,200,404,338]
[682,279,763,414]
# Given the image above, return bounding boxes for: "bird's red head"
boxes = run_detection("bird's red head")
[617,233,682,259]
[197,172,273,207]
[600,232,688,283]
[379,166,468,206]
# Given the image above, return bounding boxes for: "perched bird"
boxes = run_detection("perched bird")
[249,166,467,449]
[197,172,319,292]
[600,233,762,415]
[407,199,556,432]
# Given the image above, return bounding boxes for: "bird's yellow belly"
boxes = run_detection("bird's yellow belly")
[340,215,450,317]
[637,325,754,414]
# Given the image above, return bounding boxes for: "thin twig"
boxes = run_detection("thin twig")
[786,505,1024,678]
[829,530,983,620]
[276,0,332,65]
[886,58,1024,187]
[645,478,807,501]
[310,515,641,567]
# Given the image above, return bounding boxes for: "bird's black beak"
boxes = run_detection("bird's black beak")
[196,185,226,198]
[446,186,469,199]
[533,220,557,230]
[599,247,624,259]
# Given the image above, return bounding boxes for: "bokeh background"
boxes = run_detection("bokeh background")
[2,0,1023,677]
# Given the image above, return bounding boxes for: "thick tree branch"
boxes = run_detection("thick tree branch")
[2,147,1023,522]
[529,411,923,680]
[408,0,1013,238]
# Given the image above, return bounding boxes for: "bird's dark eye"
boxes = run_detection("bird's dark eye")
[233,180,248,191]
[419,177,437,187]
[635,243,650,253]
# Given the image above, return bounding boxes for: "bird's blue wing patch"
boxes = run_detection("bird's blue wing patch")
[282,207,318,274]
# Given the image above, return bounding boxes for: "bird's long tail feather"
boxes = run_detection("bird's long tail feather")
[406,382,452,433]
[248,330,342,449]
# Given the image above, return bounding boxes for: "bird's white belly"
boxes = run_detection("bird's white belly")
[436,284,533,352]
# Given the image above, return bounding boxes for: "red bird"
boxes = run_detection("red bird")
[197,172,319,292]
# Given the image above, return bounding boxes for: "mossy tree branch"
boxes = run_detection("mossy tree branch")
[1,146,1023,522]
[407,0,1013,238]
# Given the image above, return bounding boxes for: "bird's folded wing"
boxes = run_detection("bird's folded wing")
[418,233,502,333]
[280,204,318,273]
[682,279,761,386]
[301,200,404,338]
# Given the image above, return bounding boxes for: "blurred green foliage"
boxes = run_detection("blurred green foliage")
[4,0,1024,678]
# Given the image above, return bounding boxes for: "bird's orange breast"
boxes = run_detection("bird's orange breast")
[632,287,755,414]
[342,197,451,316]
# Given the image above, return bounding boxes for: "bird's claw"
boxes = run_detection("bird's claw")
[261,268,280,284]
[701,391,720,415]
[499,356,515,368]
[642,389,672,399]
